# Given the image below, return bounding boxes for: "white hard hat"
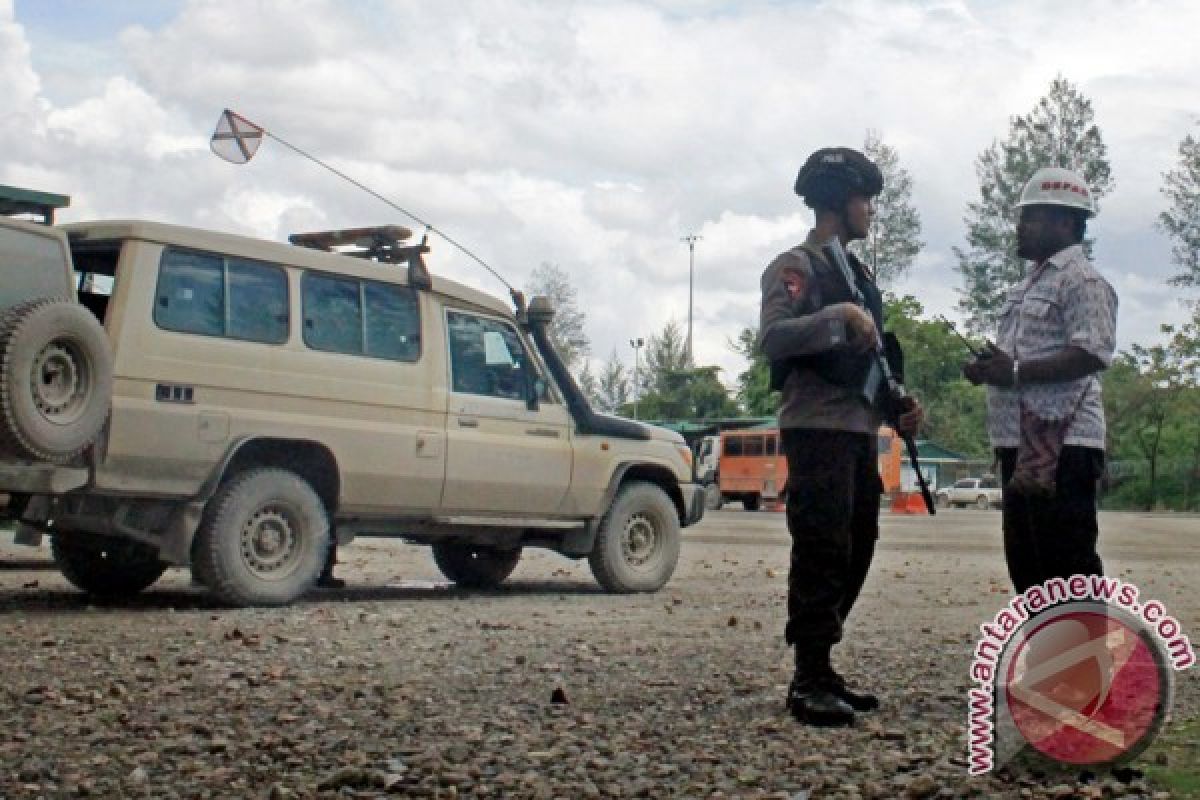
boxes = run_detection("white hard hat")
[1015,167,1096,217]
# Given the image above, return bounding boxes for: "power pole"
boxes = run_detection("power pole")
[681,234,701,365]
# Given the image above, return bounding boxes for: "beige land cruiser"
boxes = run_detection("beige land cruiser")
[0,185,703,606]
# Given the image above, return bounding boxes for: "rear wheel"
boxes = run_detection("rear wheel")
[589,481,680,593]
[431,543,521,588]
[52,533,167,598]
[742,494,761,512]
[191,468,329,607]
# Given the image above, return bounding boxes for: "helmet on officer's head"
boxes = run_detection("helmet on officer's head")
[794,147,883,211]
[1016,166,1097,218]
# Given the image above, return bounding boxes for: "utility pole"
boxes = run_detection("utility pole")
[681,234,701,365]
[629,337,644,420]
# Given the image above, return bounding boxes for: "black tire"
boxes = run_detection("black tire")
[52,533,167,598]
[589,481,680,593]
[191,468,329,607]
[976,495,990,510]
[743,494,761,512]
[431,542,521,588]
[703,482,723,510]
[0,298,113,463]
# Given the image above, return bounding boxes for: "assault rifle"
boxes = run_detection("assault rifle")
[821,237,936,515]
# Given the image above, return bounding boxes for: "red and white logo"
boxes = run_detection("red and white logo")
[998,602,1170,766]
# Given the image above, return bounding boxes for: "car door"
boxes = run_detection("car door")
[440,308,572,515]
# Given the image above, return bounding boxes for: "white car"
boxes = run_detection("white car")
[936,477,1002,510]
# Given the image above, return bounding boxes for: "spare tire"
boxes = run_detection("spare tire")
[0,298,113,463]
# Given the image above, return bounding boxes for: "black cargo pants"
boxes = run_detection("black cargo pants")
[997,446,1105,593]
[781,428,882,648]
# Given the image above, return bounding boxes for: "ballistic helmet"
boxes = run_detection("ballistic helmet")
[1015,166,1096,218]
[794,147,884,210]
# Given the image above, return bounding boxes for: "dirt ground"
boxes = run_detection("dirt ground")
[0,508,1196,799]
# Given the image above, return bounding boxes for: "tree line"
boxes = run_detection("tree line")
[530,76,1200,511]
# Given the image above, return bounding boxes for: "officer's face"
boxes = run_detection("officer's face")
[1016,205,1070,262]
[844,194,874,240]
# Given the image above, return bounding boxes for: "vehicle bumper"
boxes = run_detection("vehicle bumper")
[681,482,705,527]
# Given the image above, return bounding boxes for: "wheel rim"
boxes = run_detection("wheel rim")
[239,506,301,579]
[621,511,662,570]
[31,339,90,424]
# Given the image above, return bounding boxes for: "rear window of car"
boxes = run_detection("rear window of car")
[154,248,288,344]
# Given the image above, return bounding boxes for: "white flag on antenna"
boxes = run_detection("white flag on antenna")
[210,109,265,164]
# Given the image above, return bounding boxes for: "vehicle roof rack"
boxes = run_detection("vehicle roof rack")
[0,184,71,225]
[288,225,431,289]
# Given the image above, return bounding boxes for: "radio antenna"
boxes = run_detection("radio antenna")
[209,108,514,293]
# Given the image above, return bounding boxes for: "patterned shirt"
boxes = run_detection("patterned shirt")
[986,244,1118,449]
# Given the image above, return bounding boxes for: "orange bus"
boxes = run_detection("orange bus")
[715,426,902,511]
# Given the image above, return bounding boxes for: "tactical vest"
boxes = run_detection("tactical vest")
[768,243,887,401]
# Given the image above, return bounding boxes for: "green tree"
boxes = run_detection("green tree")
[1159,128,1200,290]
[731,326,776,416]
[577,360,601,408]
[954,76,1114,334]
[524,263,590,373]
[640,320,688,396]
[1104,310,1200,509]
[851,130,923,288]
[883,295,990,458]
[596,350,631,414]
[629,320,737,420]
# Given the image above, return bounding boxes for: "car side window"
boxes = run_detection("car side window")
[446,310,534,401]
[155,248,287,343]
[724,437,743,457]
[303,273,420,361]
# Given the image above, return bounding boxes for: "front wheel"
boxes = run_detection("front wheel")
[589,481,680,593]
[432,542,521,588]
[742,494,761,512]
[52,533,167,598]
[191,468,329,607]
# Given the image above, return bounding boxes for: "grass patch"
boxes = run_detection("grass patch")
[1145,714,1200,798]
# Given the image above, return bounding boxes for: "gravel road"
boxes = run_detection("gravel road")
[1,509,1196,799]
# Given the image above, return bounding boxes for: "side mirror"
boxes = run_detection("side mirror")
[526,377,545,411]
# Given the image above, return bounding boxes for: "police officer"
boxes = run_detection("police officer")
[962,166,1117,592]
[759,147,923,727]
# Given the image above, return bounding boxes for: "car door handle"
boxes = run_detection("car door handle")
[525,427,560,438]
[457,417,479,428]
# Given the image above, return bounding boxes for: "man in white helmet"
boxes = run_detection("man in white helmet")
[962,166,1118,592]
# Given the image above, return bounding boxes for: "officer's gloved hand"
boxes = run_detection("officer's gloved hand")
[840,304,877,352]
[894,396,923,437]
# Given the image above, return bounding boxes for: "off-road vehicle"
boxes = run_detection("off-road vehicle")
[0,185,703,606]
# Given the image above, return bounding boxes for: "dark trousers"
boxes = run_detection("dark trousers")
[782,428,881,647]
[998,446,1105,593]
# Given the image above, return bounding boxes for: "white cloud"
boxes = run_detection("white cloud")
[3,0,1200,397]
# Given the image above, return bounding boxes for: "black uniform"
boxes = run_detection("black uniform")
[759,237,887,650]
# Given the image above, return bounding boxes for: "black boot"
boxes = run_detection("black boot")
[822,668,880,712]
[787,646,855,727]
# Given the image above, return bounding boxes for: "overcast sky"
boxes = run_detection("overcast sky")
[4,0,1198,386]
